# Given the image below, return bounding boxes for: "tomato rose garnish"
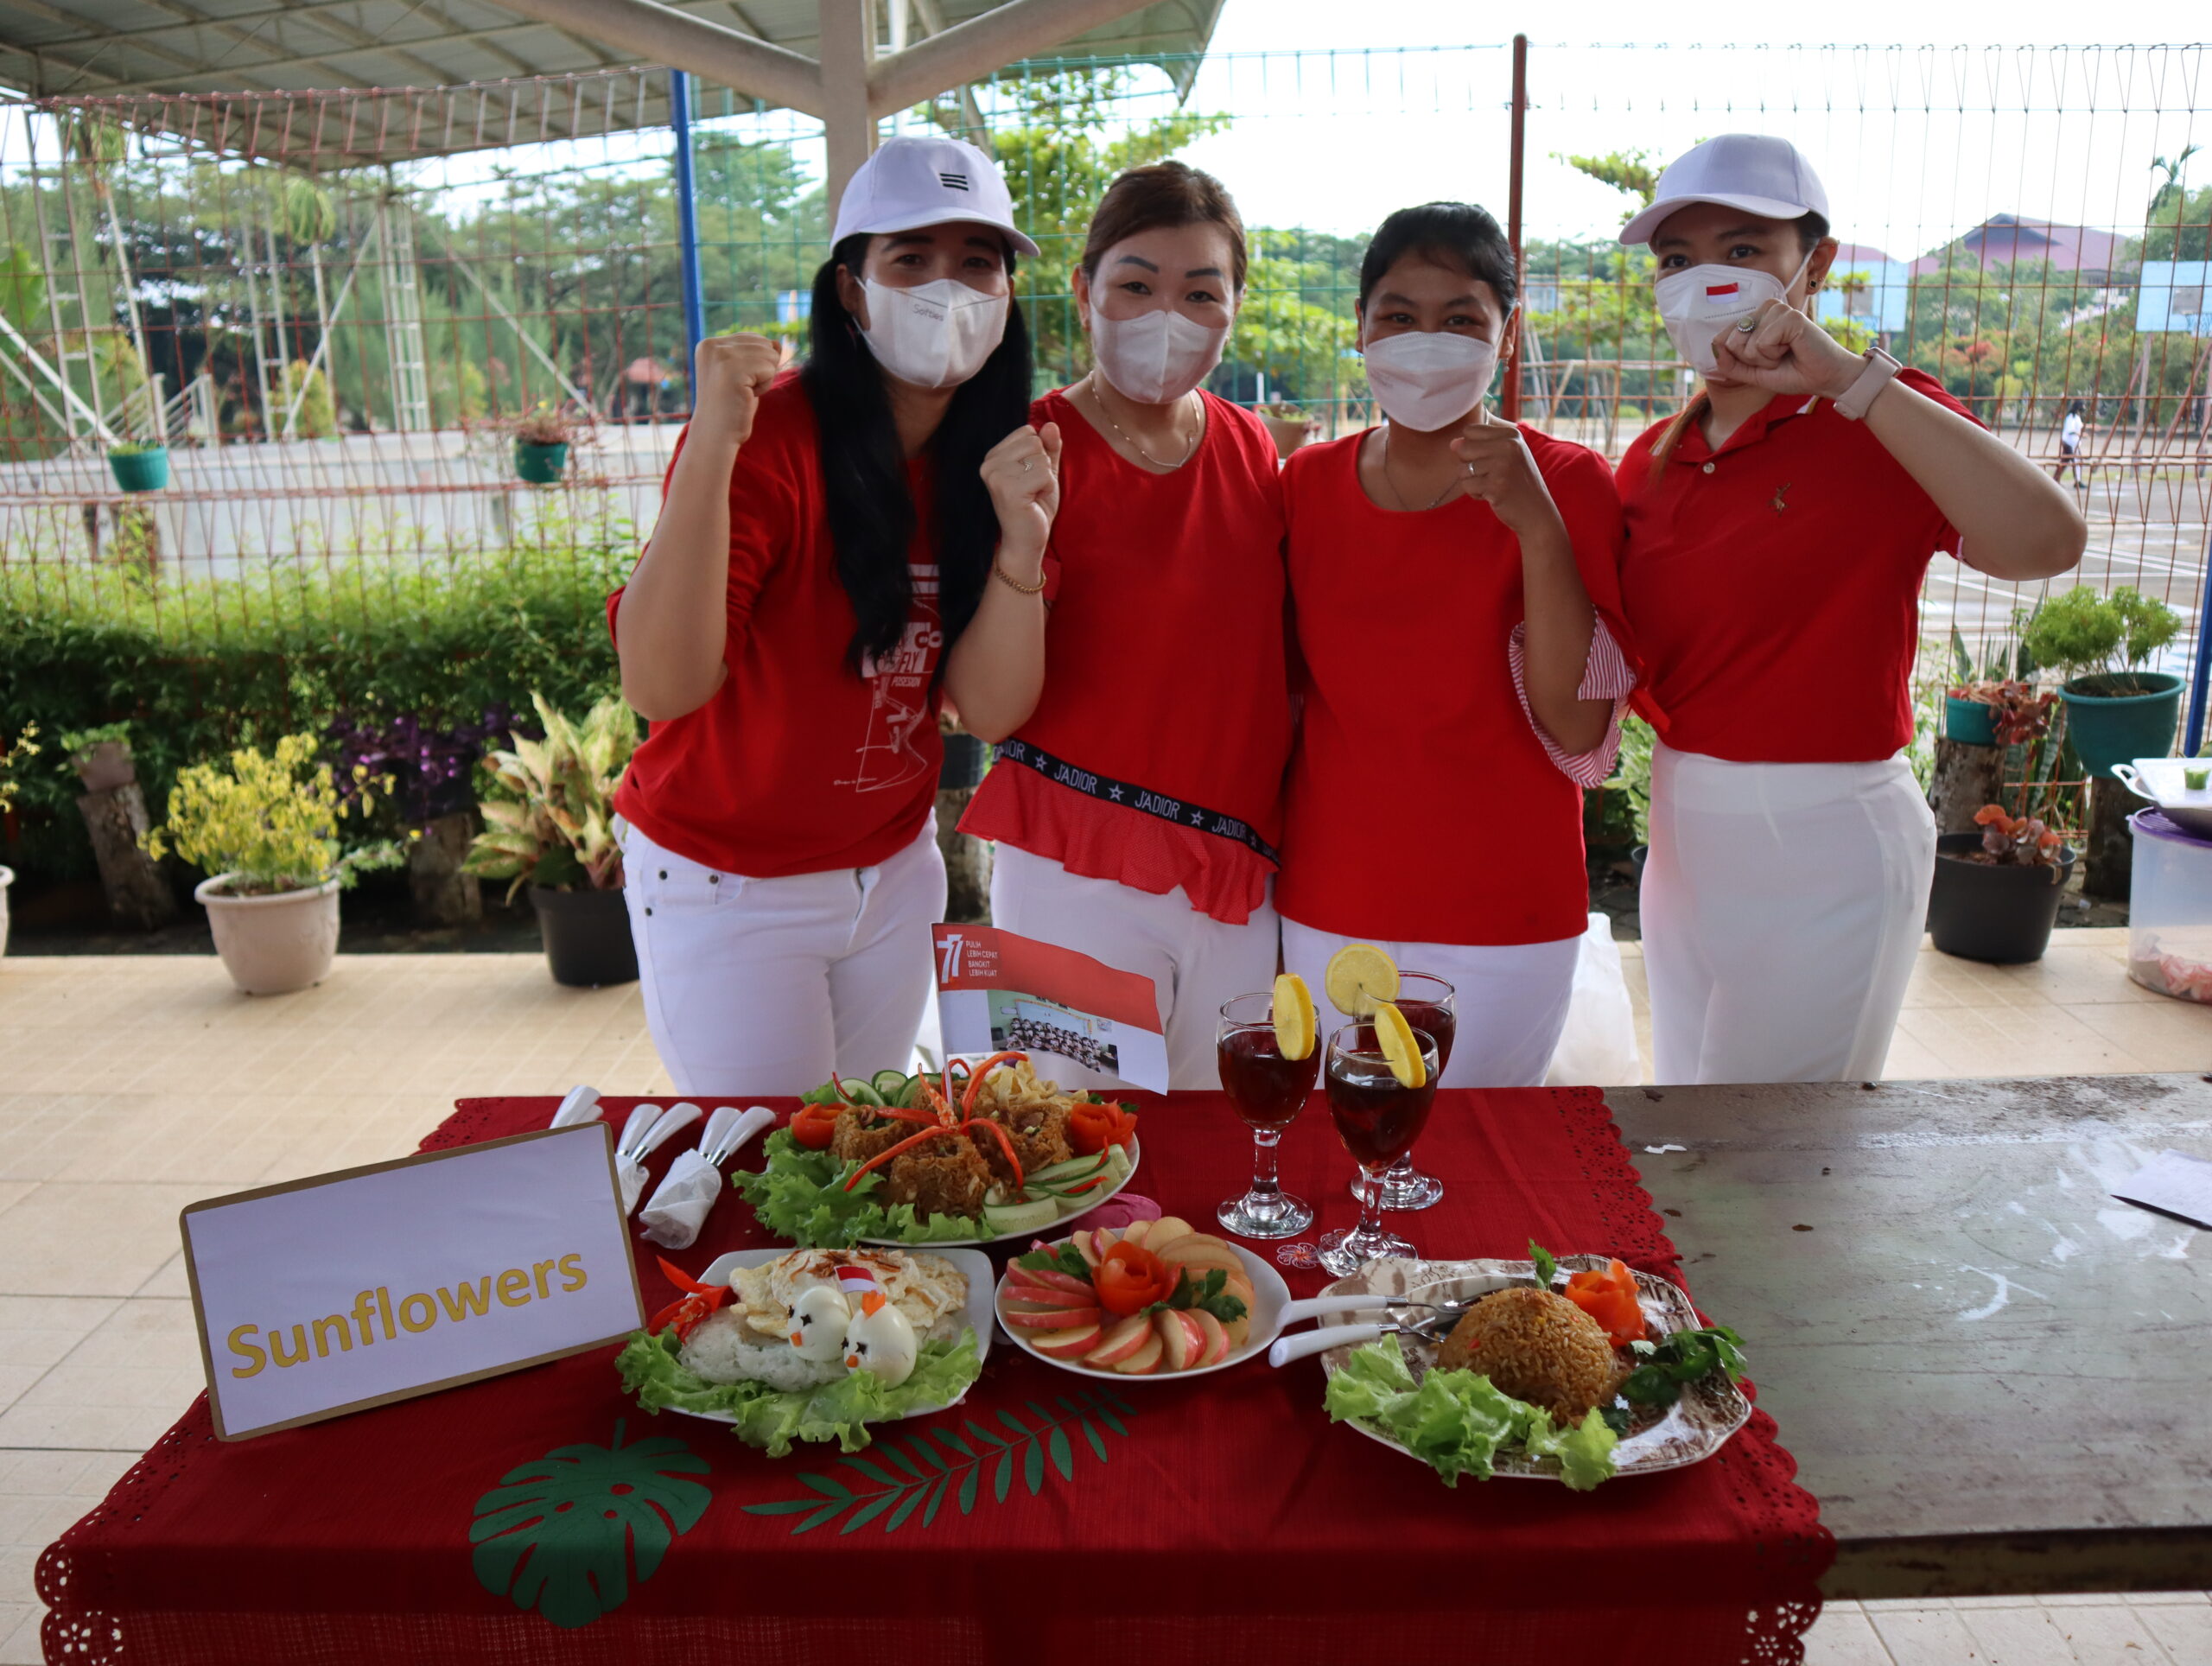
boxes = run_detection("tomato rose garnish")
[790,1103,840,1150]
[1563,1257,1647,1347]
[1069,1101,1139,1156]
[1094,1241,1175,1315]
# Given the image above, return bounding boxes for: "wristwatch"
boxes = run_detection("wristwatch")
[1833,345,1903,421]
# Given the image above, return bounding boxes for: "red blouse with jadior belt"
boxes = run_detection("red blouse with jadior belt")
[1276,424,1633,948]
[957,388,1293,926]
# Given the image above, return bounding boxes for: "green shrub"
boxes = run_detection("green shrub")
[2020,584,2183,690]
[0,518,630,885]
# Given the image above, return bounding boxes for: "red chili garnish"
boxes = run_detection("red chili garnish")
[646,1256,728,1340]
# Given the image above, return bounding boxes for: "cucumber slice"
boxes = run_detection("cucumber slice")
[981,1195,1062,1236]
[1027,1152,1112,1186]
[836,1077,883,1106]
[870,1069,909,1098]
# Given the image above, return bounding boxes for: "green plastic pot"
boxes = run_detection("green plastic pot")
[2058,672,2183,779]
[1944,695,1999,747]
[107,447,169,493]
[513,440,569,485]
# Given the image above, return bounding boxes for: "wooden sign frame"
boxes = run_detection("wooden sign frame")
[180,1122,646,1440]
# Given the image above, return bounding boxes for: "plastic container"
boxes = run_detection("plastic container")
[2126,809,2212,1003]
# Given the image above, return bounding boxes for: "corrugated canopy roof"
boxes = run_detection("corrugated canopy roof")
[0,0,1221,161]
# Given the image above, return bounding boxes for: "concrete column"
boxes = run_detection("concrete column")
[820,0,877,221]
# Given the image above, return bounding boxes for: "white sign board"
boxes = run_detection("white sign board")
[181,1125,645,1440]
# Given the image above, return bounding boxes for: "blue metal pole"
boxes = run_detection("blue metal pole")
[670,69,707,386]
[2187,516,2212,758]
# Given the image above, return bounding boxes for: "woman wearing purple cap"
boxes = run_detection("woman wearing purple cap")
[606,137,1058,1094]
[1616,134,2086,1085]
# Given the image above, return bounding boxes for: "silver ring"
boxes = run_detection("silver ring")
[1021,459,1033,472]
[1736,317,1758,333]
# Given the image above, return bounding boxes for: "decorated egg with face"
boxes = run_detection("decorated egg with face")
[787,1283,852,1363]
[842,1290,918,1387]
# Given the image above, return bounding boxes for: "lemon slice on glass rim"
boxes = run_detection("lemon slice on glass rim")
[1370,1000,1427,1091]
[1271,972,1316,1061]
[1324,943,1399,1018]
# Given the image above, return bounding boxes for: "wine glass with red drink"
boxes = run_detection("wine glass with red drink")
[1216,991,1319,1238]
[1351,972,1455,1214]
[1318,1018,1440,1278]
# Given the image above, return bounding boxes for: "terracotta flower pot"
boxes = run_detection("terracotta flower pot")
[194,873,342,995]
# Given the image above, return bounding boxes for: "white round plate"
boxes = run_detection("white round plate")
[1319,1255,1752,1481]
[659,1245,995,1427]
[993,1237,1290,1381]
[853,1136,1141,1249]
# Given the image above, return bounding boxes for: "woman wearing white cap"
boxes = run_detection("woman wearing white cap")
[958,162,1289,1090]
[1617,134,2085,1084]
[609,136,1058,1094]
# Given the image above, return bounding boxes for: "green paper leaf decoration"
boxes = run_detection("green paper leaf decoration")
[471,1420,711,1630]
[742,1391,1135,1536]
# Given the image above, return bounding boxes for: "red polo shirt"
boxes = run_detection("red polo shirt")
[608,378,944,878]
[1616,369,1972,763]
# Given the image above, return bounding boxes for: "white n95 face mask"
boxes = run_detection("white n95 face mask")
[1655,247,1815,378]
[1361,328,1502,432]
[858,277,1010,390]
[1090,308,1230,405]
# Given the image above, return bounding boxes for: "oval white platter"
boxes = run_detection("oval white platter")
[663,1245,996,1427]
[854,1136,1141,1249]
[993,1237,1290,1382]
[1318,1255,1752,1481]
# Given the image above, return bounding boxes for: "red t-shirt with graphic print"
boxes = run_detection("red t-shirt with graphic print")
[608,378,943,878]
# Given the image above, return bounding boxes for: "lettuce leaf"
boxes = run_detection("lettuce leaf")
[614,1328,983,1458]
[1322,1336,1621,1490]
[730,1129,986,1245]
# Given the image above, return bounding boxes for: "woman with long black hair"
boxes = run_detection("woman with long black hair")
[610,137,1059,1094]
[1618,134,2085,1084]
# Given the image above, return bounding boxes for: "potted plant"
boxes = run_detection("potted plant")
[1942,678,2056,752]
[508,404,589,485]
[464,693,639,987]
[1927,804,2078,964]
[106,438,169,493]
[143,734,403,995]
[2021,586,2185,778]
[0,722,39,957]
[58,722,137,793]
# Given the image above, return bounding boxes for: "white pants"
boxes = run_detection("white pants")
[1281,918,1580,1089]
[1642,743,1936,1085]
[988,843,1280,1091]
[620,817,947,1096]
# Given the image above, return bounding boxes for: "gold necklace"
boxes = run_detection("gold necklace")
[1380,428,1464,512]
[1084,376,1200,469]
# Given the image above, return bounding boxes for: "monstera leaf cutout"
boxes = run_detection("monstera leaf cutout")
[471,1420,710,1629]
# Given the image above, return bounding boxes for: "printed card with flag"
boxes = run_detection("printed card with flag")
[931,925,1167,1092]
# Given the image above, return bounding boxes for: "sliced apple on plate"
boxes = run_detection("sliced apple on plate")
[1032,1321,1102,1359]
[1083,1313,1153,1368]
[1112,1332,1165,1375]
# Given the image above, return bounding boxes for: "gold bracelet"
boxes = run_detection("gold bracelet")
[992,558,1047,595]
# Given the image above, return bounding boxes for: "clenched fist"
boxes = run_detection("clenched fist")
[1450,406,1560,537]
[981,422,1063,567]
[1708,298,1863,398]
[690,332,785,448]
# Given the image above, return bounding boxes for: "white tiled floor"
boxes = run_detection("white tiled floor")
[0,936,2206,1663]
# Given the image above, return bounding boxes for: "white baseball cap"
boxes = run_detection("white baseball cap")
[1618,134,1828,246]
[831,135,1040,258]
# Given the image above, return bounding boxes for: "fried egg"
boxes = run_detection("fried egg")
[731,1248,968,1345]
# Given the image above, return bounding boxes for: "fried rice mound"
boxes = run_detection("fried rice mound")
[1435,1286,1624,1424]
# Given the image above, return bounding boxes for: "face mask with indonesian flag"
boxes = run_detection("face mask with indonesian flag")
[1654,245,1816,378]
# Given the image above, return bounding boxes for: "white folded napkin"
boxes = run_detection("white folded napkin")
[639,1106,778,1249]
[550,1084,601,1129]
[613,1101,704,1217]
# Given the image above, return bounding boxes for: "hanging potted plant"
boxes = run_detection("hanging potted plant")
[508,403,589,485]
[143,734,404,995]
[106,438,169,493]
[464,693,639,987]
[1927,804,2078,964]
[0,722,40,957]
[2021,586,2185,778]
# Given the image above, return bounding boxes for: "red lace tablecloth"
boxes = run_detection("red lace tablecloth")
[39,1087,1828,1665]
